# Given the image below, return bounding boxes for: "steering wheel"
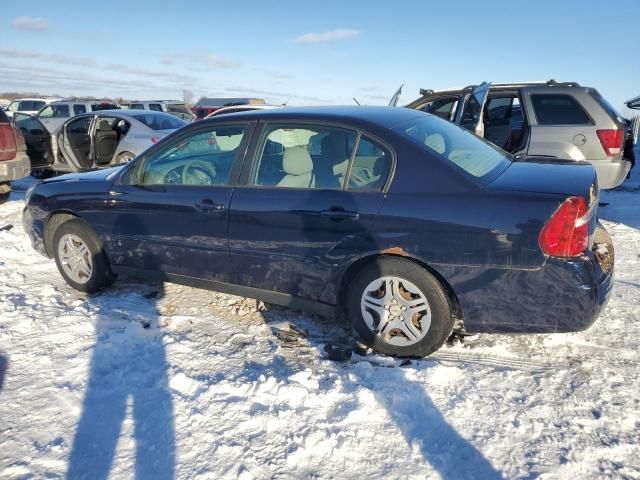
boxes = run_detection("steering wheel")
[182,160,217,185]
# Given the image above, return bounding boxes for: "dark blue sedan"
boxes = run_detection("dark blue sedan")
[23,106,614,357]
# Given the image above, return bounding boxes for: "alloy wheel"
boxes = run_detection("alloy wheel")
[57,233,93,284]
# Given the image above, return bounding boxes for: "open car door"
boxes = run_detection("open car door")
[12,113,53,169]
[388,84,404,107]
[60,115,95,170]
[459,82,491,137]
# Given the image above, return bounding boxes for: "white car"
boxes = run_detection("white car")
[120,100,194,121]
[4,97,61,119]
[14,109,186,176]
[36,99,119,134]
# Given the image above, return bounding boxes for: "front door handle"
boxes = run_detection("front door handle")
[320,208,359,220]
[195,199,225,214]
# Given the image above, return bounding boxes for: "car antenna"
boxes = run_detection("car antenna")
[353,97,361,105]
[281,98,290,106]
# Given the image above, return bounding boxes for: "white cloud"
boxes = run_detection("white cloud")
[294,29,360,44]
[11,16,50,32]
[162,52,239,69]
[0,47,95,67]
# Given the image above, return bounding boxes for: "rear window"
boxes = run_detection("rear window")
[592,91,623,120]
[394,115,511,181]
[531,94,592,125]
[91,103,118,112]
[165,103,190,114]
[130,112,186,130]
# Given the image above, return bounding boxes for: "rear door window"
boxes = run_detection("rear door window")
[531,94,592,125]
[73,104,87,115]
[250,125,357,189]
[149,104,163,112]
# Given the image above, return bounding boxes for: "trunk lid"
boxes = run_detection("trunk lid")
[488,157,598,201]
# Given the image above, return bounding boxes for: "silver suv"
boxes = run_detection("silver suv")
[406,80,631,189]
[120,100,194,121]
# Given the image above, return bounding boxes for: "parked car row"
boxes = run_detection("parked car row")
[14,110,186,177]
[23,106,614,357]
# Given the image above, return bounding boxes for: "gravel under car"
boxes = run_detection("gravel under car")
[23,106,614,357]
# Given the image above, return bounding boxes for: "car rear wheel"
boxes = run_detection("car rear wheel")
[114,151,135,164]
[52,219,116,293]
[347,257,454,357]
[0,182,10,205]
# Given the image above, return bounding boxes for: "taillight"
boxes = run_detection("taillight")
[150,136,160,144]
[539,196,589,257]
[596,129,624,156]
[0,124,17,161]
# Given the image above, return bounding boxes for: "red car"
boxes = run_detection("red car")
[0,108,30,203]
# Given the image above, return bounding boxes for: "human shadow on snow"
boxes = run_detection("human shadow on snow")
[66,281,175,480]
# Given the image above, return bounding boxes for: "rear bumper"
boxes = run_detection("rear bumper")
[0,152,30,182]
[446,230,614,334]
[592,158,632,189]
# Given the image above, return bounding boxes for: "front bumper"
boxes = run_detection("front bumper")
[22,205,48,257]
[0,152,30,182]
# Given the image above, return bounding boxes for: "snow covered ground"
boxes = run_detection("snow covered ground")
[1,165,639,480]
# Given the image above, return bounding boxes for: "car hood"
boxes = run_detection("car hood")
[488,157,597,199]
[42,165,125,184]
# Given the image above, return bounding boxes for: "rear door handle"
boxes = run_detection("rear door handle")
[195,199,225,214]
[320,209,359,220]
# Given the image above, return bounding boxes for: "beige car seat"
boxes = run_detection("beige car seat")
[277,146,315,188]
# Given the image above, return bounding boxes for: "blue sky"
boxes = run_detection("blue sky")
[1,0,638,111]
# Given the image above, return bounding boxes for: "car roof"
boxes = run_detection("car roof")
[200,105,425,128]
[124,100,183,104]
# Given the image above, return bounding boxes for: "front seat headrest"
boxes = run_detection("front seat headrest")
[282,146,313,176]
[98,120,113,131]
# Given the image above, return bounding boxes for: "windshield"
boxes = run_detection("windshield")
[130,112,186,130]
[393,114,511,182]
[19,100,46,111]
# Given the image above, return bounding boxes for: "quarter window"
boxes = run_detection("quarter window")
[137,125,246,186]
[347,137,391,191]
[531,94,591,125]
[251,125,357,189]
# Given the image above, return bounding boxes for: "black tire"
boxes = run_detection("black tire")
[114,151,135,164]
[31,168,53,179]
[0,182,10,205]
[52,218,116,293]
[347,256,454,357]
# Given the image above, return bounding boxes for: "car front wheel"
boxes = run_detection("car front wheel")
[52,219,116,292]
[347,257,454,357]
